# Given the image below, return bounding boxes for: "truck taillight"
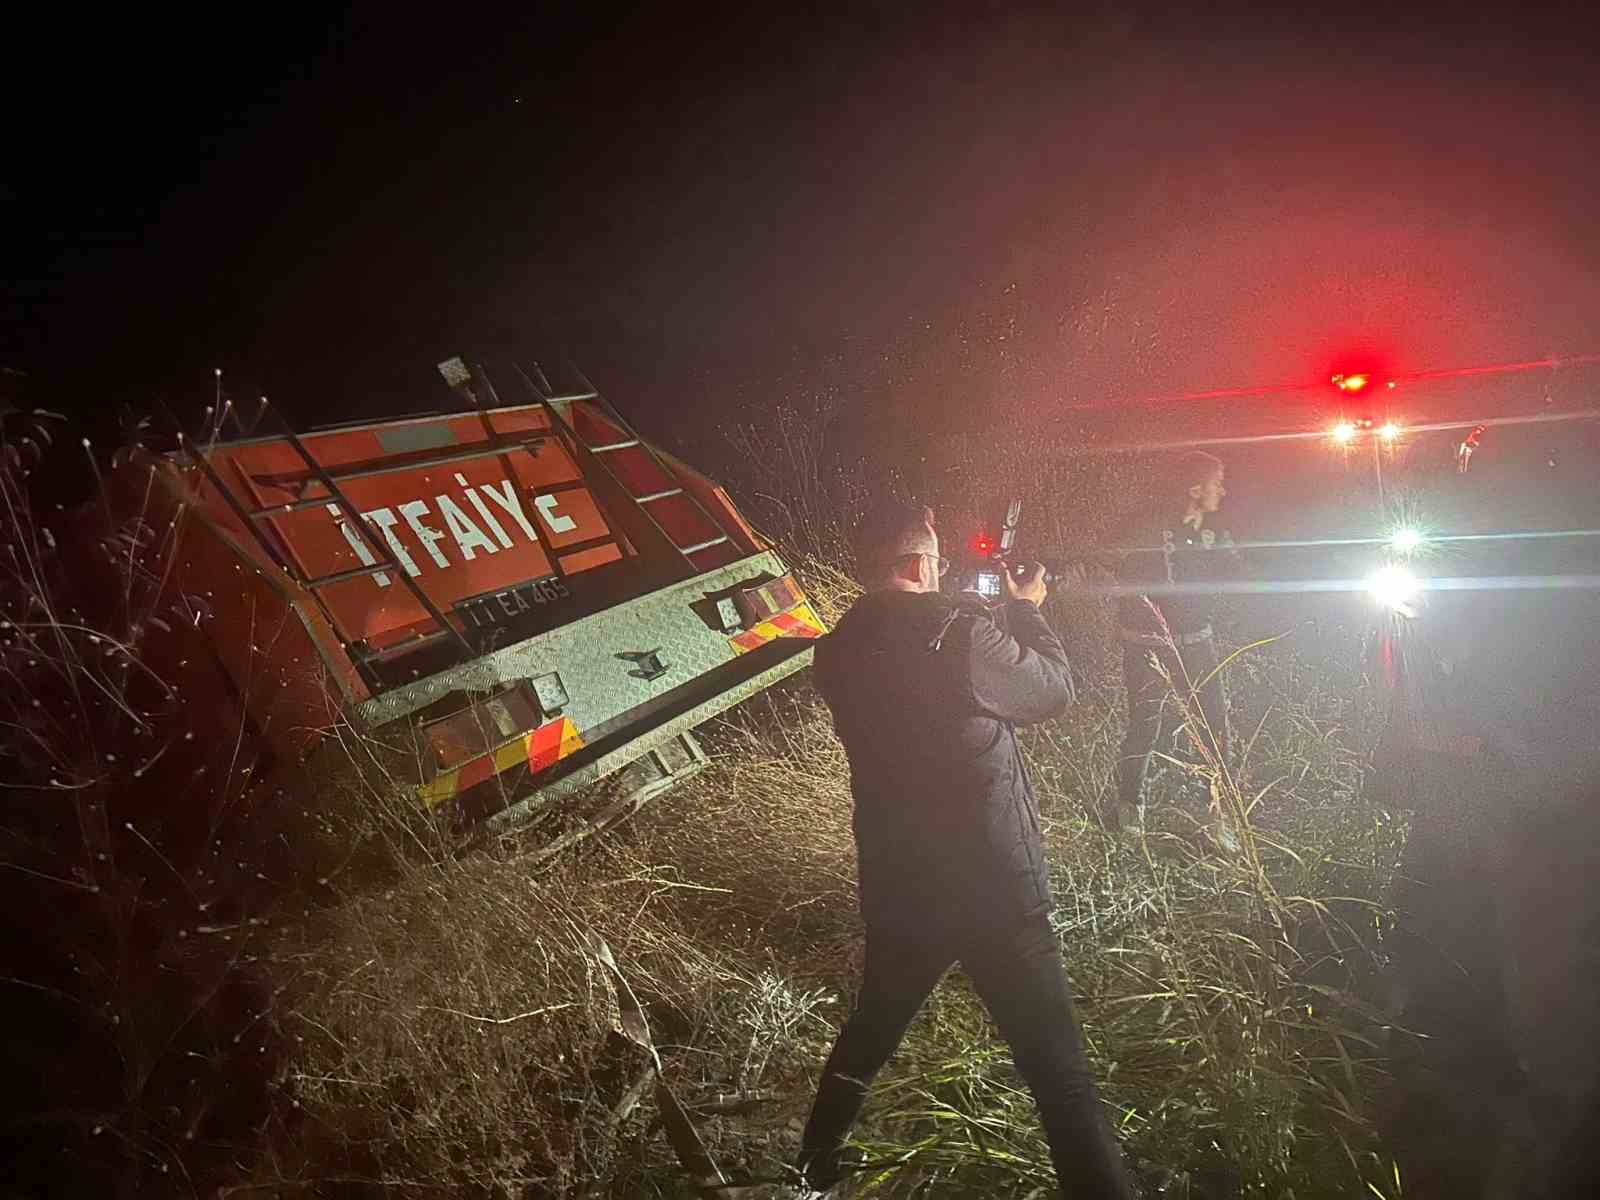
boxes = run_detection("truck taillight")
[419,686,543,773]
[732,574,804,629]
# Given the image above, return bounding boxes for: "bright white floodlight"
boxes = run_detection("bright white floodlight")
[1378,422,1402,441]
[1366,564,1420,617]
[1390,528,1423,553]
[1332,421,1358,444]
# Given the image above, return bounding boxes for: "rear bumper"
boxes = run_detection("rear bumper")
[375,548,825,825]
[464,636,815,833]
[356,549,806,729]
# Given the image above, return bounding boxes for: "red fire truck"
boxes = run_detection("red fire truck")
[97,360,824,833]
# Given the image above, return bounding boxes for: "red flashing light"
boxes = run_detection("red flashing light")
[1332,372,1371,394]
[974,534,994,556]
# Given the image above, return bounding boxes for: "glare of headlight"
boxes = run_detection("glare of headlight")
[1366,564,1420,617]
[1332,421,1357,444]
[1378,422,1401,441]
[1390,527,1423,553]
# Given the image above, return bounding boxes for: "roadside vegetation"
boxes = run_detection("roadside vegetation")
[2,396,1403,1198]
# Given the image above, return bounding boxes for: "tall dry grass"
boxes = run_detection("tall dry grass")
[241,403,1405,1196]
[614,618,1400,1199]
[4,396,1405,1199]
[254,634,1400,1197]
[1,408,306,1196]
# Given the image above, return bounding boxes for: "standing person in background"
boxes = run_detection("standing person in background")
[1109,451,1236,843]
[795,501,1134,1199]
[1370,457,1600,1198]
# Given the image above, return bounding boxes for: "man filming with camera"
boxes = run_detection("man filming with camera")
[795,501,1134,1198]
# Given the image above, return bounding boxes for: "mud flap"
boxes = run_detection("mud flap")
[609,731,708,807]
[472,731,709,861]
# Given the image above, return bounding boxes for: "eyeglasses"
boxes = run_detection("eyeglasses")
[886,552,948,577]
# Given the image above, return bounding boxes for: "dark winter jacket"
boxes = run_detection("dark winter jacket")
[1113,507,1238,638]
[814,590,1075,937]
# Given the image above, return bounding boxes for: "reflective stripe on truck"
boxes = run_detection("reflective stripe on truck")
[730,602,824,654]
[418,716,586,808]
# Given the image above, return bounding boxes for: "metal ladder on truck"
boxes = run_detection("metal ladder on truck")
[169,391,480,688]
[171,370,715,825]
[472,360,740,580]
[437,360,722,835]
[177,362,741,691]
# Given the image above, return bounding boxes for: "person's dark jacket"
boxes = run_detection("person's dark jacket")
[815,590,1075,937]
[1113,506,1237,638]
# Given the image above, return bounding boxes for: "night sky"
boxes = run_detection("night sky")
[6,2,1600,445]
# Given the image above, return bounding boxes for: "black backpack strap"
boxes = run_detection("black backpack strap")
[927,596,993,653]
[926,606,964,653]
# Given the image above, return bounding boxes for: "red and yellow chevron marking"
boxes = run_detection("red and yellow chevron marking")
[418,716,585,808]
[729,601,824,655]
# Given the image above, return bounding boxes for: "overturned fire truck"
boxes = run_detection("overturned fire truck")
[99,360,823,832]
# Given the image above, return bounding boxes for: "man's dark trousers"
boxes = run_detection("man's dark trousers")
[1116,636,1228,812]
[799,913,1131,1197]
[803,589,1133,1197]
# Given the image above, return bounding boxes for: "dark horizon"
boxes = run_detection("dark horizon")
[7,3,1600,447]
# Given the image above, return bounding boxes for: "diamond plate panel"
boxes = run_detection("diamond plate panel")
[471,649,809,840]
[357,549,810,735]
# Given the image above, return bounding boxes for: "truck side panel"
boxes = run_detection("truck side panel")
[137,460,354,767]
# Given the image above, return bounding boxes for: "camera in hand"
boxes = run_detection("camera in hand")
[973,565,1006,599]
[969,498,1061,598]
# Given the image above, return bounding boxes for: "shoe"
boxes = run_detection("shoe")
[1135,1163,1182,1195]
[793,1149,847,1195]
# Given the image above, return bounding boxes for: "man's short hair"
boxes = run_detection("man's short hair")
[1164,450,1223,506]
[1175,450,1224,485]
[851,501,936,572]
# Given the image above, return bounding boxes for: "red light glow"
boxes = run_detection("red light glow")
[1056,351,1600,415]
